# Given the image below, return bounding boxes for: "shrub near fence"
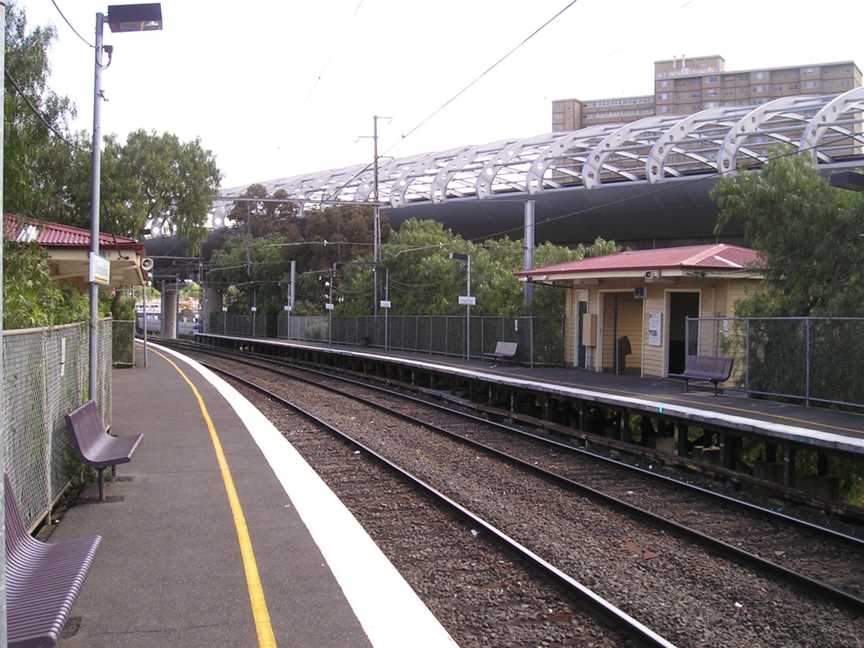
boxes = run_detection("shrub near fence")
[688,317,864,408]
[2,320,112,530]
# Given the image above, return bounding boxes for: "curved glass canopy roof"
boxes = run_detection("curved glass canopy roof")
[219,88,864,215]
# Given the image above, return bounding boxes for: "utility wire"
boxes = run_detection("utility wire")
[304,0,366,103]
[4,70,77,147]
[324,0,581,202]
[389,0,581,152]
[49,0,95,48]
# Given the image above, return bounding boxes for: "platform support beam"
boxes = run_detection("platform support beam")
[783,444,797,488]
[618,410,630,443]
[676,423,689,457]
[817,452,829,477]
[721,432,741,470]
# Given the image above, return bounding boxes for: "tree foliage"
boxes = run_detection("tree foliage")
[2,242,95,329]
[210,200,386,315]
[335,219,618,317]
[3,3,79,221]
[712,154,864,316]
[3,4,222,244]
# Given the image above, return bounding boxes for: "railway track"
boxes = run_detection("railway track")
[159,340,864,646]
[189,349,676,647]
[165,338,864,600]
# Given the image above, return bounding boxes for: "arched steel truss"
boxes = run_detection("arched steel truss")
[221,91,864,211]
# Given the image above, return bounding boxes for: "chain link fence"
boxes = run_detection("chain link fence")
[2,319,113,530]
[272,314,564,366]
[687,317,864,408]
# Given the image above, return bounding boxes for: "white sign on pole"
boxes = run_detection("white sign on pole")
[379,300,391,309]
[325,303,334,311]
[458,295,476,306]
[88,253,111,286]
[250,306,257,313]
[222,306,228,312]
[283,304,292,312]
[647,311,663,346]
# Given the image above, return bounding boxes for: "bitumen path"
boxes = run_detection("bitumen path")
[53,346,373,648]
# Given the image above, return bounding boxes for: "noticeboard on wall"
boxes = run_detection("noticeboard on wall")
[647,311,663,346]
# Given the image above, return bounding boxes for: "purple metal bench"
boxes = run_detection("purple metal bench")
[6,474,101,648]
[669,355,735,396]
[66,401,143,501]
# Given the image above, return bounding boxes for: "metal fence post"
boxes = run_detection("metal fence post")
[529,316,535,368]
[745,319,750,394]
[805,318,811,406]
[685,316,690,363]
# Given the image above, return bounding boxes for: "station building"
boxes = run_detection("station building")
[518,244,762,378]
[3,213,146,288]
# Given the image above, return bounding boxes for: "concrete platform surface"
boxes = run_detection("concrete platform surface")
[50,343,455,648]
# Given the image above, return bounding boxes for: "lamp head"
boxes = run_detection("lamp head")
[107,3,163,32]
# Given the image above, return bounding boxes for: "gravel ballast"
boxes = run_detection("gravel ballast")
[197,353,864,647]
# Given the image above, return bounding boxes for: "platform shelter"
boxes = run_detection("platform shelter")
[518,244,762,378]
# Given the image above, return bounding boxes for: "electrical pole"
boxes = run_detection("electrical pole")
[373,114,380,318]
[88,12,105,402]
[363,114,390,318]
[0,4,8,642]
[523,200,535,310]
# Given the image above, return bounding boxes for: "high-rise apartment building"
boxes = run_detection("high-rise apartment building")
[552,55,862,132]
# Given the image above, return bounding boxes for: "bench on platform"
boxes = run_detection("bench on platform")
[483,341,518,366]
[669,355,734,396]
[66,400,143,501]
[5,474,101,648]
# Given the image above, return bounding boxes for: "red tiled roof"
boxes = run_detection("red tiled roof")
[519,244,761,277]
[3,213,143,251]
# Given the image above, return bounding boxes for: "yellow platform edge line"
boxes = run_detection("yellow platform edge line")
[153,349,277,648]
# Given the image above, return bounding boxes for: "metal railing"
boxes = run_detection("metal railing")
[2,319,113,530]
[206,312,565,366]
[272,314,565,367]
[687,316,864,409]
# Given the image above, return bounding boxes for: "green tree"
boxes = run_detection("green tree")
[2,242,94,329]
[208,234,289,315]
[228,185,298,238]
[712,153,864,316]
[3,3,81,221]
[105,130,222,242]
[335,218,618,317]
[3,5,221,242]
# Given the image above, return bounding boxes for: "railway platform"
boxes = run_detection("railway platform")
[193,333,864,505]
[195,334,864,450]
[51,342,455,648]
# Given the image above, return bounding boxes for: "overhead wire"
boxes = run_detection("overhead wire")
[323,0,581,202]
[303,0,366,104]
[49,0,95,48]
[4,70,78,147]
[387,0,581,153]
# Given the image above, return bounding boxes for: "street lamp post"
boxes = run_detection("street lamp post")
[88,3,162,402]
[449,253,473,360]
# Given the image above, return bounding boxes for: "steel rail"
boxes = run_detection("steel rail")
[199,356,678,648]
[162,339,864,611]
[166,338,864,549]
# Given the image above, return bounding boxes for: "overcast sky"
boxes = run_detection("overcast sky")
[23,0,864,189]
